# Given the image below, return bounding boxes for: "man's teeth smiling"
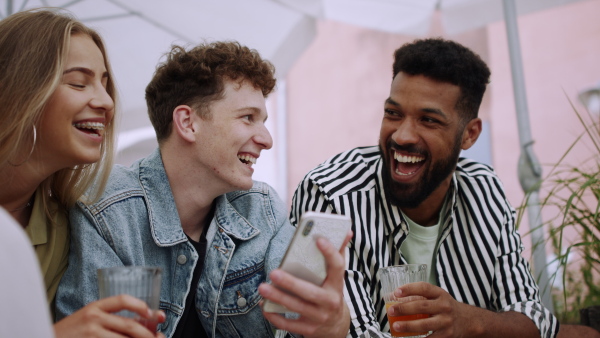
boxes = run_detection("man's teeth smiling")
[394,152,424,163]
[393,151,424,176]
[238,154,257,166]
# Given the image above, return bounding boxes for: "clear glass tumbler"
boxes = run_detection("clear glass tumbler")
[377,264,430,338]
[97,266,162,331]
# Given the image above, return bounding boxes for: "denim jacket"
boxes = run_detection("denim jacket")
[56,149,295,337]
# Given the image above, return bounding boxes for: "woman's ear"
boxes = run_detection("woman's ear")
[460,118,482,150]
[172,105,196,143]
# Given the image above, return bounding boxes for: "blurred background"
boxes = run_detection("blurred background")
[3,0,600,319]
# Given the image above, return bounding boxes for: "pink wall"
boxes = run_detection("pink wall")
[284,0,600,259]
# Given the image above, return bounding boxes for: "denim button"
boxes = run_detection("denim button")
[237,297,247,307]
[177,254,187,264]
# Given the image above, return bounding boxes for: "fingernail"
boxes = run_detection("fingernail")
[388,307,395,316]
[270,270,282,282]
[394,289,403,297]
[258,283,271,296]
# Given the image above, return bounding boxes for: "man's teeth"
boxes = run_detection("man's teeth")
[395,170,416,176]
[73,122,105,130]
[238,155,257,165]
[394,152,424,163]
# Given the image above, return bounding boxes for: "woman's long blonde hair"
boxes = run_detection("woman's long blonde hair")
[0,8,116,211]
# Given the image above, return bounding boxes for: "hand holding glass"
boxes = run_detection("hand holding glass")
[97,266,162,332]
[378,264,430,338]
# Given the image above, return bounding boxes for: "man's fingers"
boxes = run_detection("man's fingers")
[316,234,349,288]
[388,297,432,317]
[339,230,353,255]
[259,280,318,317]
[389,315,435,337]
[396,281,438,299]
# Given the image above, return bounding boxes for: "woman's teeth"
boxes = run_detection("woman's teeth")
[73,122,105,131]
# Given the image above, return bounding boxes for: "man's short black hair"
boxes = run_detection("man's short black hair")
[393,38,491,121]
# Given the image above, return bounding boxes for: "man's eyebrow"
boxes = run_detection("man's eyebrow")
[422,107,446,117]
[386,97,447,117]
[385,97,400,106]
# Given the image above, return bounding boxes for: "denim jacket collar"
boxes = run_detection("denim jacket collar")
[138,149,260,247]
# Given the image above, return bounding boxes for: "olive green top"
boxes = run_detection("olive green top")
[25,188,69,319]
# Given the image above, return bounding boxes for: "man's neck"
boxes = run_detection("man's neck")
[401,178,452,227]
[160,144,222,241]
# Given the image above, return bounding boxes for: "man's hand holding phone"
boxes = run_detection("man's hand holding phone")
[259,212,353,338]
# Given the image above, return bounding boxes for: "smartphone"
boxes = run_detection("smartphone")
[263,211,352,313]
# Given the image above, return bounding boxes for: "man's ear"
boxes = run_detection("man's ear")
[172,105,196,143]
[460,118,482,150]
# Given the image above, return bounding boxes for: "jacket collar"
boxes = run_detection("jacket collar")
[214,194,260,240]
[138,149,259,247]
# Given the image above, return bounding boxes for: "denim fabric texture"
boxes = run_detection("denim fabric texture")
[56,149,295,337]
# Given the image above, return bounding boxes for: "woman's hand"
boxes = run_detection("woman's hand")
[54,294,166,338]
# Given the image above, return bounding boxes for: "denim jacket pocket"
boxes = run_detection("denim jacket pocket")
[214,260,275,337]
[218,259,265,315]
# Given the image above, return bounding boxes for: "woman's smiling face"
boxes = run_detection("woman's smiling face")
[36,33,114,170]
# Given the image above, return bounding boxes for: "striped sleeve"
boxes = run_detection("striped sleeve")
[290,149,392,338]
[454,161,559,337]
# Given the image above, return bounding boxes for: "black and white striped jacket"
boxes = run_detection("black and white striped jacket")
[290,146,558,338]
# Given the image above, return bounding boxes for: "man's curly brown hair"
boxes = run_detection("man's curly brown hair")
[145,41,276,142]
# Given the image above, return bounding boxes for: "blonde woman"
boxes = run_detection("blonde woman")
[0,9,163,337]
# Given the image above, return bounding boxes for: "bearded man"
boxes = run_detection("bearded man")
[289,38,558,338]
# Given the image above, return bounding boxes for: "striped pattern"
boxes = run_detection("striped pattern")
[290,146,558,338]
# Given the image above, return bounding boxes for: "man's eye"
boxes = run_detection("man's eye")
[384,109,398,116]
[242,115,252,121]
[422,117,439,123]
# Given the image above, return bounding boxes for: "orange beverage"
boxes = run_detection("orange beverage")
[385,302,430,338]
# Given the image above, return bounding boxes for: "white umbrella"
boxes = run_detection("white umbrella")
[274,0,595,312]
[1,0,315,187]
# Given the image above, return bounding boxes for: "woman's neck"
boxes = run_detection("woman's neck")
[0,165,47,228]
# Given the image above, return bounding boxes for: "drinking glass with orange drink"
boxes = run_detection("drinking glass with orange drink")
[378,264,431,338]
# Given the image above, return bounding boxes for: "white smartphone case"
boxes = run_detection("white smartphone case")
[263,211,352,313]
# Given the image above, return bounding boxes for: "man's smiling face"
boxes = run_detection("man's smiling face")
[379,73,466,209]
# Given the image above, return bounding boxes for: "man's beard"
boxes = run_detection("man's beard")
[380,135,462,209]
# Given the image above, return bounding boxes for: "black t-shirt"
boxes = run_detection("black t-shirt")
[172,226,210,338]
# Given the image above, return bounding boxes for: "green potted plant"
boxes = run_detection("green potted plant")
[521,100,599,329]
